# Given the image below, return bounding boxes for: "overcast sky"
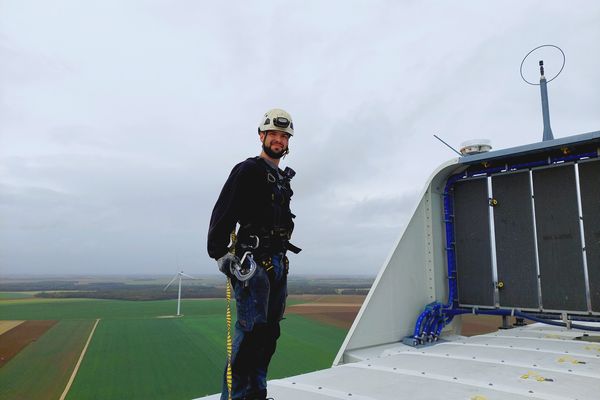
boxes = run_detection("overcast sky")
[1,1,599,277]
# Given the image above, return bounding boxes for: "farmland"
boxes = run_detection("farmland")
[0,273,512,400]
[0,320,56,367]
[0,292,360,400]
[0,275,373,301]
[0,319,95,400]
[0,292,35,300]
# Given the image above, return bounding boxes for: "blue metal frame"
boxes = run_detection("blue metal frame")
[409,150,600,345]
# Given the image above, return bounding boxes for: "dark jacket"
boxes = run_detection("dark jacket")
[207,157,295,260]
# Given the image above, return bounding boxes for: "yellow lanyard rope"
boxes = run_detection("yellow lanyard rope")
[225,231,236,400]
[226,277,233,400]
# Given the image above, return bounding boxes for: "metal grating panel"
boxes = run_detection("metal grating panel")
[579,160,600,312]
[492,172,539,308]
[533,165,587,311]
[454,178,494,306]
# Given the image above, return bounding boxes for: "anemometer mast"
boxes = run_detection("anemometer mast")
[520,44,565,142]
[539,60,554,141]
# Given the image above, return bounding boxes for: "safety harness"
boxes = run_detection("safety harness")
[224,159,301,400]
[235,157,302,260]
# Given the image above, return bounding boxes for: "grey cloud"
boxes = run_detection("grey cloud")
[1,1,599,275]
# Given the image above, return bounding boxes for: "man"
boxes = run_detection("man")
[207,108,300,400]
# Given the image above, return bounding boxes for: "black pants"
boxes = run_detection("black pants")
[221,254,287,400]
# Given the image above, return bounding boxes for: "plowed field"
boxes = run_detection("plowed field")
[0,320,57,367]
[287,295,365,329]
[460,314,528,336]
[286,295,517,336]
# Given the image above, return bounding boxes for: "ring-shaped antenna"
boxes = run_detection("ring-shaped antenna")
[520,44,565,86]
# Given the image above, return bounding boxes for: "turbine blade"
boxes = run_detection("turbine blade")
[163,273,179,291]
[180,272,196,280]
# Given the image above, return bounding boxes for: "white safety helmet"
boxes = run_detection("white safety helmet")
[258,108,294,136]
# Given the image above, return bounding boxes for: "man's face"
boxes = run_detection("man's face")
[260,130,290,159]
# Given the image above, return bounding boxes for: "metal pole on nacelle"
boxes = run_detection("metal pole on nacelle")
[177,273,182,316]
[539,60,554,141]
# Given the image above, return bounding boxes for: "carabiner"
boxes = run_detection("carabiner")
[230,252,257,283]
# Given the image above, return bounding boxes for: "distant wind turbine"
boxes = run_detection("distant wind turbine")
[163,270,196,316]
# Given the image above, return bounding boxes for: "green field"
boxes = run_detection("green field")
[0,298,347,400]
[0,292,36,299]
[0,319,95,400]
[0,298,226,320]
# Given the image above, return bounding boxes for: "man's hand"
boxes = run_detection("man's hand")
[217,253,240,277]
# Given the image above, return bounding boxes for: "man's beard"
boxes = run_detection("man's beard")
[263,143,286,159]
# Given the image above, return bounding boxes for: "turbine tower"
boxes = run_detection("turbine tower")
[163,270,196,316]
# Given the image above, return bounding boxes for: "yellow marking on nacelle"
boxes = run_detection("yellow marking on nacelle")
[584,344,600,353]
[558,355,586,364]
[543,334,564,339]
[520,370,554,382]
